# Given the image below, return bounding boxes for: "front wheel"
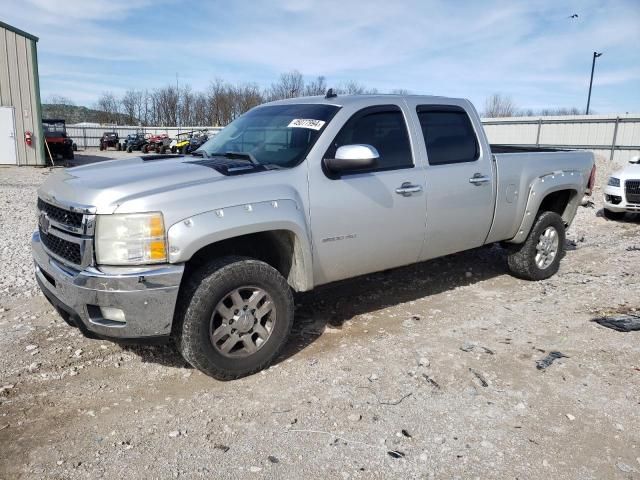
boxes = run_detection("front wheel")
[174,257,294,380]
[507,211,565,281]
[603,208,625,221]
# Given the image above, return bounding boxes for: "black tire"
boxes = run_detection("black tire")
[507,211,565,281]
[72,143,77,151]
[117,143,122,151]
[127,146,133,153]
[174,256,294,380]
[171,146,177,154]
[64,149,74,160]
[142,144,148,153]
[99,143,104,151]
[160,146,166,154]
[603,208,625,221]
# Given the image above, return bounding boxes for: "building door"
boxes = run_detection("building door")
[0,107,17,165]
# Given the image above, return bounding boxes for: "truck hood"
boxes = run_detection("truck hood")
[38,156,225,214]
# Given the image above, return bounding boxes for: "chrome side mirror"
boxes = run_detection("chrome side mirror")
[323,144,380,175]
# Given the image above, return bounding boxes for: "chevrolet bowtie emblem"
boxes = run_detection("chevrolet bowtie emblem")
[39,211,50,234]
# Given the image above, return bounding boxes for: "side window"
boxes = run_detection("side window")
[327,106,413,172]
[417,106,479,165]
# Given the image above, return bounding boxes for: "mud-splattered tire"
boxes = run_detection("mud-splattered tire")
[507,211,565,281]
[603,209,625,221]
[174,256,294,380]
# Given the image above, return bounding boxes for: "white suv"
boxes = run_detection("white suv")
[603,156,640,220]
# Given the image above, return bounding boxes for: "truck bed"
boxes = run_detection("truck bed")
[491,144,567,154]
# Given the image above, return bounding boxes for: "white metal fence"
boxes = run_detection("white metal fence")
[67,125,223,149]
[481,114,640,166]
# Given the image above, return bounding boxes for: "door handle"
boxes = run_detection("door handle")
[395,182,422,196]
[469,173,491,185]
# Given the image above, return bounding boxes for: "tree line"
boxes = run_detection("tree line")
[45,74,587,127]
[483,93,584,118]
[47,71,395,127]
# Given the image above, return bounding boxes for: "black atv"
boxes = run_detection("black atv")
[186,131,209,153]
[123,133,147,153]
[99,131,121,151]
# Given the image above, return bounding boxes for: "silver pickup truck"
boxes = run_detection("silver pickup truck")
[32,93,595,379]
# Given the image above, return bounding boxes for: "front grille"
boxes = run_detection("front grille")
[625,179,640,204]
[39,227,82,265]
[37,198,83,229]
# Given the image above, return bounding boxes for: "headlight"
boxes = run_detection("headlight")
[607,177,620,187]
[95,212,167,265]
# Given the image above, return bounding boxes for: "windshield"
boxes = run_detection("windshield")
[197,104,340,168]
[43,122,66,137]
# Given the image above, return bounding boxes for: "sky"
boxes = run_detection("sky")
[3,0,640,113]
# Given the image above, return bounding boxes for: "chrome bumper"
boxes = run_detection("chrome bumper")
[32,231,184,340]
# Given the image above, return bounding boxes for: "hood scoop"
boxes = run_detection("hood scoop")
[142,154,185,162]
[186,157,267,176]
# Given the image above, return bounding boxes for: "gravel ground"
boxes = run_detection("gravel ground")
[1,153,639,479]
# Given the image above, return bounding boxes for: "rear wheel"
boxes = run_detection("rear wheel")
[174,257,294,380]
[507,211,565,281]
[603,208,625,221]
[127,146,132,153]
[142,144,148,153]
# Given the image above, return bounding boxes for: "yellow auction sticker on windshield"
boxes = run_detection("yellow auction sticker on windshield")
[287,119,326,130]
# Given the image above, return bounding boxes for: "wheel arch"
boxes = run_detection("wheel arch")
[508,172,583,244]
[168,200,313,291]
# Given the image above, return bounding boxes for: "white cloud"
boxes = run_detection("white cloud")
[2,0,638,112]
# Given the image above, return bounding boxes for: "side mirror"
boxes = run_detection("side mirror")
[323,144,380,175]
[629,155,640,164]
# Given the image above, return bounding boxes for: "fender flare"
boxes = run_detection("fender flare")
[167,199,314,290]
[508,170,583,244]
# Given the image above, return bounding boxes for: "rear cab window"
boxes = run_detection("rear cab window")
[416,105,479,165]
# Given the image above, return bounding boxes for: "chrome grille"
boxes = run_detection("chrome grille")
[37,198,83,229]
[625,179,640,204]
[39,227,82,264]
[37,197,95,267]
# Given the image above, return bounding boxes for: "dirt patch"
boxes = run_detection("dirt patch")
[1,160,639,479]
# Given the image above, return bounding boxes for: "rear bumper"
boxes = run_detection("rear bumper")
[603,185,640,213]
[32,231,184,341]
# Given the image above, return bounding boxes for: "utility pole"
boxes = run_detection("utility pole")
[176,72,180,133]
[586,51,602,115]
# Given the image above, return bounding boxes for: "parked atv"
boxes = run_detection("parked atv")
[99,131,121,151]
[123,133,148,153]
[42,119,75,163]
[170,132,193,154]
[143,133,171,154]
[186,131,209,153]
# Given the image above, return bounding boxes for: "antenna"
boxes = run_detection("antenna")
[325,88,337,99]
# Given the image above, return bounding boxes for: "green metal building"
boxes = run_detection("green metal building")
[0,21,45,166]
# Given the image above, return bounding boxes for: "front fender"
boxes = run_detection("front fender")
[167,198,314,289]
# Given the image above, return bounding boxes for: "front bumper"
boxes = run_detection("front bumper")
[32,231,184,341]
[603,185,640,213]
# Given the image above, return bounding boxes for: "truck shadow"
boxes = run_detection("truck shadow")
[276,244,510,364]
[123,244,511,371]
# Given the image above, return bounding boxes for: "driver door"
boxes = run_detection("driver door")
[308,104,427,285]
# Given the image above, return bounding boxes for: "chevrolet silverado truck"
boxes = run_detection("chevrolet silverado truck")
[32,93,595,379]
[603,155,640,219]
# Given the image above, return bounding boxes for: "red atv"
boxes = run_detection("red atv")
[43,119,75,163]
[143,133,171,154]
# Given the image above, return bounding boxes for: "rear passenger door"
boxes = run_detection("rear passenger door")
[409,103,495,260]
